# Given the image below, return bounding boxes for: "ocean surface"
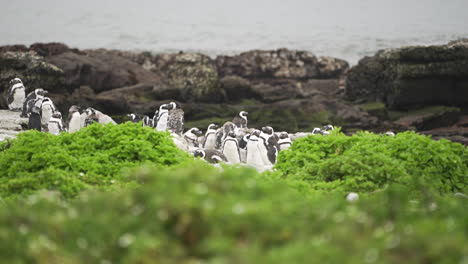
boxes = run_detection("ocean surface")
[1,0,467,64]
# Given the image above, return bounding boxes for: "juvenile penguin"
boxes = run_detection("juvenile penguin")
[21,88,47,117]
[193,149,227,164]
[216,121,237,149]
[246,130,264,168]
[47,111,65,135]
[6,78,26,111]
[67,105,82,133]
[28,100,43,131]
[278,132,292,151]
[222,131,241,164]
[156,103,170,131]
[232,111,248,128]
[167,102,184,135]
[202,124,219,150]
[184,127,203,149]
[40,97,56,129]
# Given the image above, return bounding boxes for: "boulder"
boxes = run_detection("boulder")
[346,40,468,109]
[0,51,65,108]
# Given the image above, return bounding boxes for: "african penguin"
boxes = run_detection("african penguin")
[86,108,116,125]
[47,111,65,135]
[238,133,250,163]
[385,131,396,136]
[246,130,264,168]
[40,97,56,129]
[312,127,329,135]
[156,103,170,131]
[232,111,248,128]
[151,110,159,128]
[142,115,153,127]
[203,124,219,150]
[216,121,237,149]
[6,78,26,111]
[323,125,335,131]
[278,132,292,151]
[193,149,227,164]
[167,102,184,135]
[127,113,142,123]
[67,105,82,133]
[222,131,241,164]
[21,88,47,118]
[27,98,43,131]
[184,128,203,149]
[259,126,280,165]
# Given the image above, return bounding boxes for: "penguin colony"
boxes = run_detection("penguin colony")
[3,77,396,171]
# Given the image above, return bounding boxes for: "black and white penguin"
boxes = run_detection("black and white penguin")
[232,111,248,128]
[142,115,153,127]
[278,132,292,151]
[86,107,116,125]
[323,125,335,131]
[216,121,237,149]
[67,105,82,133]
[40,97,56,129]
[167,102,184,135]
[246,130,264,168]
[47,111,65,135]
[184,127,203,149]
[222,131,241,164]
[312,127,329,135]
[127,113,142,123]
[28,99,43,131]
[193,149,227,164]
[385,131,396,136]
[156,103,170,131]
[259,126,280,165]
[21,88,47,117]
[6,78,26,111]
[151,110,159,128]
[202,124,219,150]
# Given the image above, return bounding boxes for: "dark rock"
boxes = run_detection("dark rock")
[220,75,260,102]
[0,45,29,53]
[346,41,468,109]
[30,42,83,57]
[0,51,65,108]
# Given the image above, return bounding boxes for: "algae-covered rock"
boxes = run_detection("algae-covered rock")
[346,40,468,109]
[0,51,65,108]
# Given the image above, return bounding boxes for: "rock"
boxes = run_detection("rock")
[0,45,29,53]
[220,76,260,102]
[0,51,65,108]
[30,42,83,57]
[393,106,462,130]
[45,49,162,93]
[346,41,468,109]
[0,110,28,141]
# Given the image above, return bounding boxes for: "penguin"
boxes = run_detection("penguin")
[127,113,142,123]
[323,124,335,131]
[47,111,65,135]
[6,78,26,111]
[238,133,250,163]
[202,124,219,150]
[28,98,43,131]
[245,130,264,168]
[278,132,292,151]
[86,108,116,125]
[151,110,159,128]
[385,131,396,136]
[40,97,56,129]
[183,127,203,149]
[222,131,241,164]
[216,121,237,149]
[142,115,153,127]
[21,88,47,117]
[312,127,329,135]
[232,111,248,128]
[156,103,170,131]
[259,126,280,165]
[67,105,82,133]
[193,149,227,164]
[167,102,184,135]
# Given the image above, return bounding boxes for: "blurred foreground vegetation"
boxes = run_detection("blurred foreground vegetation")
[0,123,467,263]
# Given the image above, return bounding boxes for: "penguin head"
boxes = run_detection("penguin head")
[312,128,322,135]
[239,111,248,119]
[193,149,206,159]
[35,88,48,97]
[385,131,395,136]
[251,129,261,137]
[85,107,96,116]
[227,131,236,138]
[159,103,170,111]
[323,124,334,131]
[279,131,289,139]
[208,124,219,130]
[127,113,136,121]
[9,78,23,86]
[261,126,274,135]
[212,155,223,164]
[169,102,177,110]
[190,128,203,136]
[52,111,62,119]
[69,105,80,113]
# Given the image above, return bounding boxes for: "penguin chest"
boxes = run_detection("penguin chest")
[9,88,25,110]
[246,141,263,166]
[69,113,82,133]
[223,141,240,163]
[41,105,54,125]
[156,112,169,131]
[48,122,60,135]
[204,134,217,150]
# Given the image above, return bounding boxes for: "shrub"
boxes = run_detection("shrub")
[0,122,191,199]
[0,161,466,263]
[275,131,468,195]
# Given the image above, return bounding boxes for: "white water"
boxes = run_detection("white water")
[1,0,467,64]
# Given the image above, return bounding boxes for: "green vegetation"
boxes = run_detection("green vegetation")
[0,161,467,263]
[0,124,467,263]
[0,122,190,199]
[275,130,468,195]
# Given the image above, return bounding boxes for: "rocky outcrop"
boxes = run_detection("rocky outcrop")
[0,110,27,141]
[346,40,468,109]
